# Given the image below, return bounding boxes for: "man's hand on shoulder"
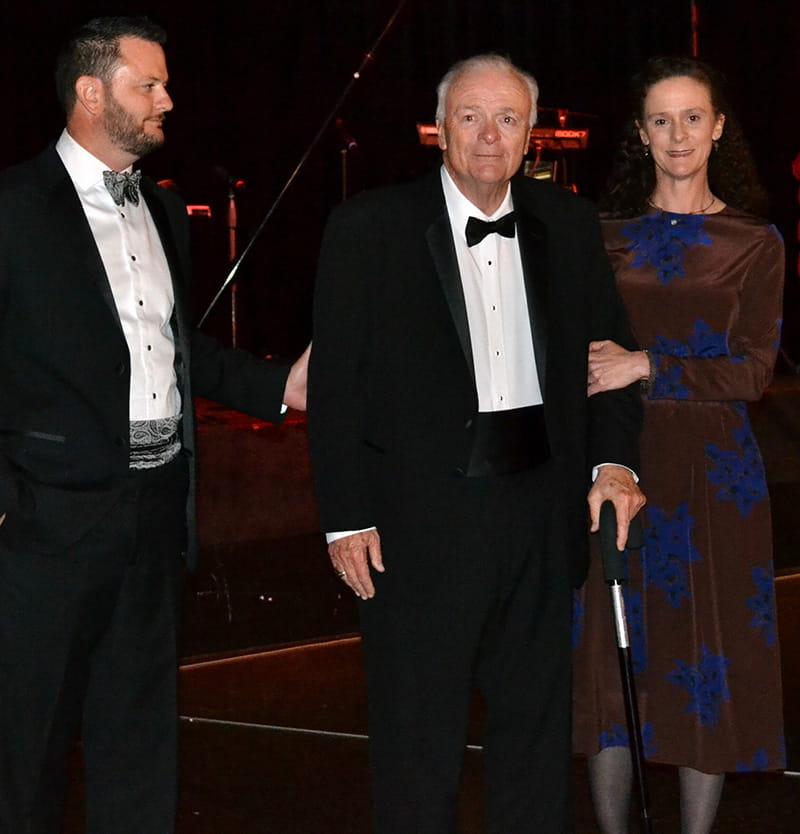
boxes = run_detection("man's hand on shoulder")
[587,465,646,551]
[282,342,310,411]
[329,528,384,600]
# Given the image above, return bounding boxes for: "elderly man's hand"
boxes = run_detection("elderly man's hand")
[329,529,384,600]
[587,465,646,551]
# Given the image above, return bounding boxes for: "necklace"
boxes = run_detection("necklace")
[648,194,717,215]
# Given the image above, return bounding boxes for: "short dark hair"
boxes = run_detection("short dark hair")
[55,16,167,113]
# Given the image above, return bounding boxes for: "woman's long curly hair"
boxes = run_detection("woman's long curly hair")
[601,56,767,218]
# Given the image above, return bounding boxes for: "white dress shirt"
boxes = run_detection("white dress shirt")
[55,129,180,421]
[440,165,542,412]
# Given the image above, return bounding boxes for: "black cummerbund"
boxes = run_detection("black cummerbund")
[464,404,551,478]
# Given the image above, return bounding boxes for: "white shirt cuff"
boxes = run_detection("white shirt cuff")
[592,463,639,482]
[326,526,377,544]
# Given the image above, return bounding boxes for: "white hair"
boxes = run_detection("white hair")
[435,54,539,128]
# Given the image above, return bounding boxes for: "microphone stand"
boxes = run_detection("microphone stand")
[227,178,241,346]
[198,0,412,328]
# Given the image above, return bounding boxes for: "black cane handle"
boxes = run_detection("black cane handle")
[599,501,644,584]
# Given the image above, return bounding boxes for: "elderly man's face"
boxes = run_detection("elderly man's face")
[437,66,532,211]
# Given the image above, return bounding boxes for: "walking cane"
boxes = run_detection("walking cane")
[599,501,653,833]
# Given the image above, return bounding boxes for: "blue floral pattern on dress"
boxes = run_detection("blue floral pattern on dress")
[599,722,657,758]
[706,422,767,517]
[687,319,729,357]
[735,735,787,771]
[650,357,690,399]
[654,318,730,359]
[652,335,691,358]
[625,587,648,674]
[736,749,770,772]
[666,645,731,727]
[747,566,777,647]
[773,318,784,351]
[643,503,702,609]
[622,213,712,285]
[730,401,748,419]
[649,319,736,400]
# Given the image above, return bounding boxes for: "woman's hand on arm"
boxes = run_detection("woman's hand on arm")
[588,340,651,396]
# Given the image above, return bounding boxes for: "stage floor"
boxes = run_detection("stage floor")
[62,628,800,832]
[174,636,800,833]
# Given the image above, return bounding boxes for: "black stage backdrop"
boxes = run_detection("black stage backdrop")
[3,0,799,360]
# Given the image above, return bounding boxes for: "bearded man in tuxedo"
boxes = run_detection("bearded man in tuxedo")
[0,16,308,833]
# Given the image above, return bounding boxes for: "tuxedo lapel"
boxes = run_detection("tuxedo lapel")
[37,149,124,332]
[513,186,550,396]
[425,206,476,383]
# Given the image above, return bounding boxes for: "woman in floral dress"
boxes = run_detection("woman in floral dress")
[572,56,784,834]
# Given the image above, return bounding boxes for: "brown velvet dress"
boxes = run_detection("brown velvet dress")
[572,207,786,773]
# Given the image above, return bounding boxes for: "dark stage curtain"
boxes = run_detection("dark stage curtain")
[3,0,799,358]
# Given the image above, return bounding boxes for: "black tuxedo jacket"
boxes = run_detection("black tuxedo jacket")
[0,145,288,567]
[308,170,641,585]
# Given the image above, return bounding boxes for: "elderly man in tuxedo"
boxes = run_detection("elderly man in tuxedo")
[309,54,644,833]
[0,16,308,834]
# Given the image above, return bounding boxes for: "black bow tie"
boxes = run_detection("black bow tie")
[103,169,142,207]
[465,211,517,247]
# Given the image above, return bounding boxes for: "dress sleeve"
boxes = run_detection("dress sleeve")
[646,227,784,402]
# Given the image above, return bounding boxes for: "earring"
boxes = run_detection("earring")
[712,139,720,152]
[642,146,650,158]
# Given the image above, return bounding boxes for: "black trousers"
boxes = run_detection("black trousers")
[0,455,188,834]
[359,460,574,834]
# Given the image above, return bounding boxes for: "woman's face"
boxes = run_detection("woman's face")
[637,75,725,186]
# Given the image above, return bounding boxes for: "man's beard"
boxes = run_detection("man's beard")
[104,92,164,159]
